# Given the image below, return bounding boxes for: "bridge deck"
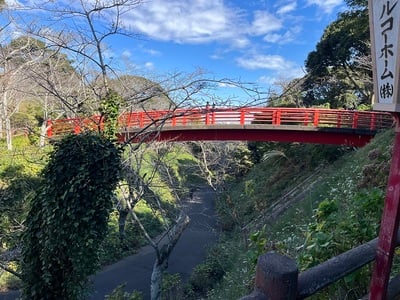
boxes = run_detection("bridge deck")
[46,107,394,146]
[120,124,380,146]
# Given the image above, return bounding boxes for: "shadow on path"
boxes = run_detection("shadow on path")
[88,186,218,300]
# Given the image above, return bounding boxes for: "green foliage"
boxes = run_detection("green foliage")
[346,0,367,8]
[185,246,228,298]
[247,226,268,264]
[298,188,383,298]
[98,211,144,265]
[217,142,349,229]
[206,236,255,300]
[105,284,143,300]
[11,101,47,146]
[100,89,123,140]
[0,262,22,291]
[133,200,164,237]
[21,133,122,300]
[302,2,371,107]
[162,273,183,300]
[0,165,40,249]
[358,148,391,189]
[248,141,347,166]
[209,129,393,299]
[232,144,254,177]
[0,140,45,255]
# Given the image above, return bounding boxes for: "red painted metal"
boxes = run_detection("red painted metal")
[119,127,374,146]
[355,112,361,128]
[369,114,400,299]
[46,107,394,145]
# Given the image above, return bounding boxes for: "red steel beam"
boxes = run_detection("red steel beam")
[369,115,400,299]
[119,128,375,147]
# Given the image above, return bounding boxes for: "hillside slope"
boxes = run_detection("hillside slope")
[207,128,394,300]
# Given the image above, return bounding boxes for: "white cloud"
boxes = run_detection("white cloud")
[258,75,278,85]
[144,49,162,56]
[306,0,343,13]
[144,62,155,70]
[249,11,282,35]
[277,1,297,15]
[263,25,301,44]
[236,54,295,71]
[263,33,281,43]
[217,82,237,88]
[258,66,305,88]
[121,50,131,58]
[122,0,240,44]
[120,1,285,47]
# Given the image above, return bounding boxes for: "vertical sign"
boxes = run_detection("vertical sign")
[370,0,400,112]
[369,1,400,298]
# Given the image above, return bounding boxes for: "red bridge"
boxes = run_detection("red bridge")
[46,107,394,147]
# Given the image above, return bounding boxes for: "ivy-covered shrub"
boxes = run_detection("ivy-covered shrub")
[100,89,123,140]
[21,133,122,299]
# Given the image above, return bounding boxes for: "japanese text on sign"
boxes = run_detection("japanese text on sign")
[379,1,397,100]
[371,0,400,107]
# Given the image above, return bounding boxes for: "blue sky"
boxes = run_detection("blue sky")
[110,0,347,91]
[5,0,347,99]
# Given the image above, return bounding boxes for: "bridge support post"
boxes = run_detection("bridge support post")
[253,251,298,300]
[370,114,400,299]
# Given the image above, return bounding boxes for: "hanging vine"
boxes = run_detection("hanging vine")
[21,133,122,299]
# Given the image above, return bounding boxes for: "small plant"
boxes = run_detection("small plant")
[185,247,226,298]
[105,284,143,300]
[247,226,268,264]
[162,273,183,300]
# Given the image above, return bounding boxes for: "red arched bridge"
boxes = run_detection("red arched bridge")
[46,107,394,147]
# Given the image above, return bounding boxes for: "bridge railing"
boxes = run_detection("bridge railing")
[46,108,394,138]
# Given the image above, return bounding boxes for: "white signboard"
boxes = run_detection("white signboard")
[370,0,400,112]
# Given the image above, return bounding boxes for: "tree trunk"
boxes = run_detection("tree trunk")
[149,213,190,300]
[39,95,50,147]
[5,115,11,150]
[3,91,12,150]
[39,120,47,147]
[118,209,129,243]
[150,257,168,300]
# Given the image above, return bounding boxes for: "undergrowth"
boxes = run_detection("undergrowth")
[203,129,394,299]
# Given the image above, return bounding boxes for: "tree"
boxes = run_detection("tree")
[302,1,372,108]
[118,142,191,300]
[0,35,42,150]
[5,1,147,143]
[108,75,174,111]
[194,141,253,192]
[270,77,305,107]
[2,36,83,145]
